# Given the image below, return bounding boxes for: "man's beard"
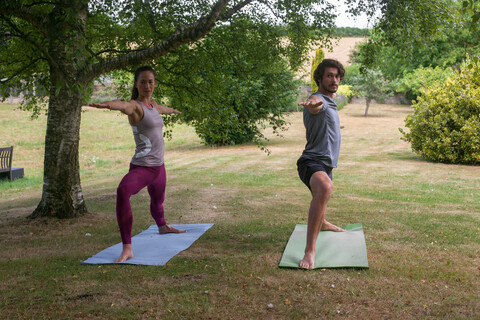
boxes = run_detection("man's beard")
[321,83,337,94]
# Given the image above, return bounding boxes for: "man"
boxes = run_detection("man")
[297,59,346,269]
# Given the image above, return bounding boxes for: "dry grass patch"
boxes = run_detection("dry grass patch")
[1,102,479,319]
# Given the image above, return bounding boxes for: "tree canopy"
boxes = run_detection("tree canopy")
[347,0,480,77]
[0,0,338,218]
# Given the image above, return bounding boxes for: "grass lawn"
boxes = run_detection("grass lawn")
[0,102,479,319]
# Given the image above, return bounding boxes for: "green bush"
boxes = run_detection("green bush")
[333,85,353,111]
[179,69,298,147]
[171,66,298,147]
[397,66,453,102]
[342,64,361,86]
[337,85,353,99]
[400,57,480,164]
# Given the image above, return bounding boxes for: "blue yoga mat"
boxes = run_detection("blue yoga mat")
[82,223,214,266]
[279,223,369,269]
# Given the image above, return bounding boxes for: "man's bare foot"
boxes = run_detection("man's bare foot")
[114,244,134,263]
[299,251,315,269]
[321,220,346,232]
[158,224,187,234]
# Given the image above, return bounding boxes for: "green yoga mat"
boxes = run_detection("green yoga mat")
[279,223,369,269]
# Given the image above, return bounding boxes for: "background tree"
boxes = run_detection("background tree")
[333,27,370,37]
[157,17,300,147]
[460,0,480,30]
[345,0,480,79]
[0,0,337,219]
[395,66,453,102]
[351,68,390,116]
[352,11,480,81]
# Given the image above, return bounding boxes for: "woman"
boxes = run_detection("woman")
[89,66,185,263]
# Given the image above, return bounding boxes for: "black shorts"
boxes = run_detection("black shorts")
[297,158,332,190]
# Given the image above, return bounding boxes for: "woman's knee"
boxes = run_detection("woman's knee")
[117,183,133,199]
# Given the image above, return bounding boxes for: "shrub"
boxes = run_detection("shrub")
[397,66,453,102]
[337,85,353,100]
[310,47,325,93]
[173,68,298,147]
[400,57,480,164]
[334,85,353,111]
[342,64,361,86]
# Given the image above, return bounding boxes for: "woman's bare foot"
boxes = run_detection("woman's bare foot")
[299,251,315,269]
[321,220,346,232]
[158,224,187,234]
[114,244,134,263]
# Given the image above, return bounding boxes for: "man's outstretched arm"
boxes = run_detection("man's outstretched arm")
[298,95,324,114]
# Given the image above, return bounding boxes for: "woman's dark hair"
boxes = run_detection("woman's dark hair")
[313,59,345,86]
[131,66,156,100]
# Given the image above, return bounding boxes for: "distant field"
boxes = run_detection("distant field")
[322,37,366,66]
[299,37,366,81]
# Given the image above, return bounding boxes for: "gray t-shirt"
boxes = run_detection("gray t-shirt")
[298,92,341,168]
[130,101,165,167]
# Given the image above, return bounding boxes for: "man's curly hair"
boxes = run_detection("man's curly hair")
[313,59,345,86]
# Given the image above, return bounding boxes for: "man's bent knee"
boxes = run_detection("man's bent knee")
[309,172,333,197]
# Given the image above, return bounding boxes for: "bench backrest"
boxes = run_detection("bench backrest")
[0,146,13,172]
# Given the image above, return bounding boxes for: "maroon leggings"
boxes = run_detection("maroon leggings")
[116,163,167,244]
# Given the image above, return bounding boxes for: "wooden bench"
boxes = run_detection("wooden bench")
[0,146,24,181]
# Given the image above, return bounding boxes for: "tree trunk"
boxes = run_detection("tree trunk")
[29,1,88,218]
[29,75,88,219]
[364,98,371,117]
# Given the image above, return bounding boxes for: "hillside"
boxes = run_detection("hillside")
[323,37,366,66]
[299,37,366,81]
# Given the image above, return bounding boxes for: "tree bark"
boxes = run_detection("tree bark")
[364,98,371,117]
[30,80,87,218]
[29,1,88,218]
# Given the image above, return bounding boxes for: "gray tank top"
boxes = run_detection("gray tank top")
[299,93,341,168]
[130,101,165,167]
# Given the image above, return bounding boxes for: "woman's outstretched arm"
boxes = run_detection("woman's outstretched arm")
[152,101,181,115]
[89,100,136,114]
[88,100,143,124]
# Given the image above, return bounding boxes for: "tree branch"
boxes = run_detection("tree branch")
[256,0,285,23]
[0,0,49,37]
[86,0,249,81]
[207,34,248,79]
[0,58,42,84]
[1,16,58,70]
[218,0,255,20]
[156,59,220,104]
